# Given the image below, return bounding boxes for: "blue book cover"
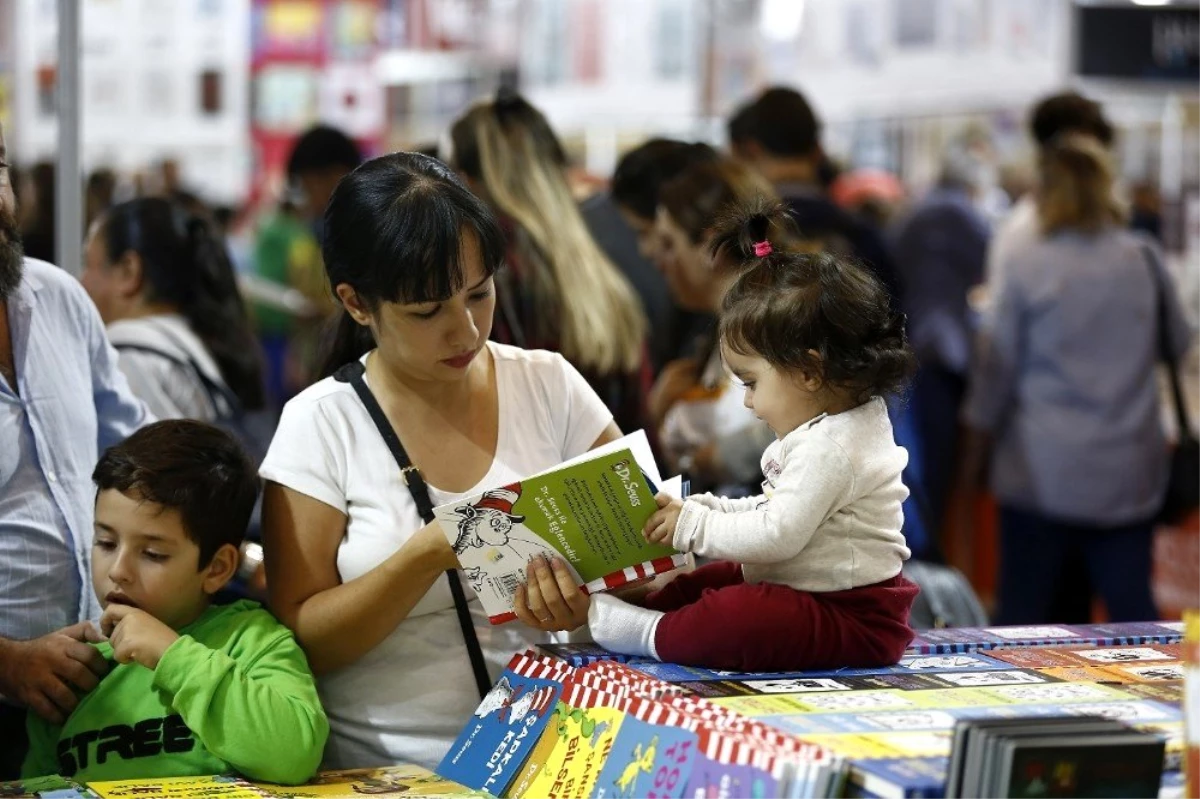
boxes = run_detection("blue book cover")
[908,623,1183,654]
[628,653,1014,684]
[590,716,697,799]
[436,668,563,795]
[538,642,639,667]
[683,756,783,799]
[846,757,947,798]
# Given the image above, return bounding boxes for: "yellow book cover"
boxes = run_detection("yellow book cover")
[252,765,485,798]
[511,703,623,798]
[501,691,624,796]
[85,775,265,799]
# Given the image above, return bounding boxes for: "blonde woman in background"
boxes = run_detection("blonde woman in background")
[963,134,1194,624]
[650,158,784,493]
[450,90,652,436]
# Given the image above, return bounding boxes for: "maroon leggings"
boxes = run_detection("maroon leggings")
[643,561,919,672]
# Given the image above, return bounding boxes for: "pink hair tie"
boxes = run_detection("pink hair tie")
[753,240,773,258]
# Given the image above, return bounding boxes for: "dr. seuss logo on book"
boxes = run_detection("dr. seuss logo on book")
[611,459,643,507]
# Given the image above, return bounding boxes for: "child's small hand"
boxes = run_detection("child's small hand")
[644,493,684,547]
[101,605,179,670]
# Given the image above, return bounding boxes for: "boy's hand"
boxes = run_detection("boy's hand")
[102,605,179,670]
[644,493,684,547]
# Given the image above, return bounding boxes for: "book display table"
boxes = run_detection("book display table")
[3,621,1189,799]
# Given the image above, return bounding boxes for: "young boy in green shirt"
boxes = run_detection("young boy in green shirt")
[22,420,329,785]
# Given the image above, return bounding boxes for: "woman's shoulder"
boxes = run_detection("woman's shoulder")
[489,341,570,371]
[279,371,360,423]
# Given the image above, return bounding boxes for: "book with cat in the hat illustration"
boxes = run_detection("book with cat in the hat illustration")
[432,430,688,624]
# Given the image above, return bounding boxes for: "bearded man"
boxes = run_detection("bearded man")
[0,121,150,778]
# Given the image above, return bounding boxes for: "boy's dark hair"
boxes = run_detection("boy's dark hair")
[714,200,914,403]
[93,420,259,567]
[737,87,822,158]
[610,139,719,221]
[286,125,363,178]
[1029,91,1114,148]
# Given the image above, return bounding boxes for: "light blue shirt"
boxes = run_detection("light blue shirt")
[0,258,150,641]
[964,229,1194,525]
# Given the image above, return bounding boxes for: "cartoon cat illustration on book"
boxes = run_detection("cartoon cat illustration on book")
[474,677,556,725]
[450,486,545,563]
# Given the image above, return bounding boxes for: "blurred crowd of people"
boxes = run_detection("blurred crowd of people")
[9,85,1194,627]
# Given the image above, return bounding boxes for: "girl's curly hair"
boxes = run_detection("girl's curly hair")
[714,199,915,403]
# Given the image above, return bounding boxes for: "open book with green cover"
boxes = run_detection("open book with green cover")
[434,430,687,624]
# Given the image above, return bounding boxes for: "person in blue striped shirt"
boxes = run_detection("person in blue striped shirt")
[0,120,151,778]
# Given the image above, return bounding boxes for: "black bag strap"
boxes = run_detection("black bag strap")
[1139,245,1193,441]
[333,360,491,700]
[113,341,243,423]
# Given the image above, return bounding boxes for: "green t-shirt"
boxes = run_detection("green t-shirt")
[252,212,323,336]
[23,600,328,786]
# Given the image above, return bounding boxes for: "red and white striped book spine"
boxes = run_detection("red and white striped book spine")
[583,554,690,594]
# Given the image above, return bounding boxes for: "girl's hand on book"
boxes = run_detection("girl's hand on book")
[513,555,589,632]
[644,493,683,547]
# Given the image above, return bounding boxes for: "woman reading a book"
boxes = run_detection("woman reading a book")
[259,152,622,771]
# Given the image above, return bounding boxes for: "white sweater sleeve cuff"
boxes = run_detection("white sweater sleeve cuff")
[673,500,707,552]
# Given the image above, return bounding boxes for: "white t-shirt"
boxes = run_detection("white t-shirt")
[107,314,224,422]
[674,397,911,592]
[259,342,613,770]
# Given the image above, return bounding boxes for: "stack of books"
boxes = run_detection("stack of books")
[943,716,1165,798]
[537,621,1185,798]
[436,650,848,798]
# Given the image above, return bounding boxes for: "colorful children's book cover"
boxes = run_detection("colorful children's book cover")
[507,682,626,799]
[0,775,98,798]
[437,653,566,795]
[251,765,483,798]
[433,432,686,623]
[591,711,698,798]
[682,759,773,799]
[83,775,263,799]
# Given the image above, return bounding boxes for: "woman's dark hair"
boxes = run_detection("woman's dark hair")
[93,419,259,567]
[320,151,506,376]
[1030,91,1114,148]
[99,198,265,411]
[715,200,914,403]
[611,139,719,221]
[737,87,822,158]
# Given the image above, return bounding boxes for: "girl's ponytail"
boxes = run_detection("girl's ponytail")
[707,196,795,269]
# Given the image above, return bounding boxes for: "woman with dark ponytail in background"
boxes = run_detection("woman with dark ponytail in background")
[81,197,265,422]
